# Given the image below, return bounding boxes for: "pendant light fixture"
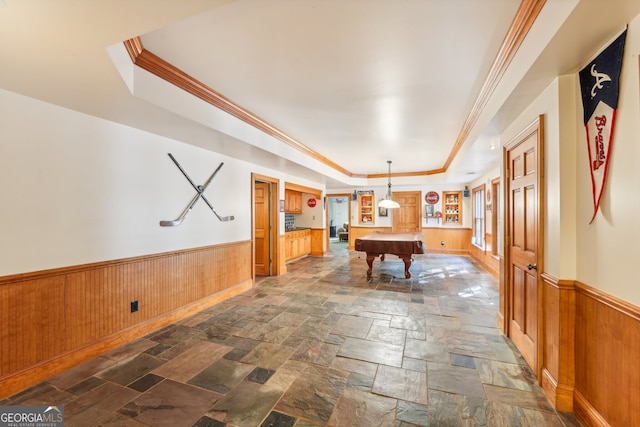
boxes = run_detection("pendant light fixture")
[378,160,400,209]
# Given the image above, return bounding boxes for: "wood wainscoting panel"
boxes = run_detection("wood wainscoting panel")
[468,244,499,279]
[216,242,252,292]
[574,281,640,427]
[498,255,506,331]
[0,241,252,399]
[310,228,326,256]
[0,276,66,376]
[540,273,575,412]
[422,227,471,254]
[485,232,493,256]
[278,234,287,275]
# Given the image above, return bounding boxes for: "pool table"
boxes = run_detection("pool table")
[354,231,425,278]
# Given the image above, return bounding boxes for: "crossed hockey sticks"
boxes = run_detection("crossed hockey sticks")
[159,153,235,227]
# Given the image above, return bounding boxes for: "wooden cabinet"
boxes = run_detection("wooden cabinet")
[358,193,375,224]
[285,228,311,261]
[286,238,296,260]
[303,232,311,254]
[442,191,462,224]
[285,190,302,213]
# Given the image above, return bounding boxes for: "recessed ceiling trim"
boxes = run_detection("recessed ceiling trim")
[123,37,359,179]
[122,0,543,180]
[442,0,547,171]
[368,168,447,180]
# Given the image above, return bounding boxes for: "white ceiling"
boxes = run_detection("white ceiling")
[1,0,638,189]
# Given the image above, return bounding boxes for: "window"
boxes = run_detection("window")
[472,185,485,249]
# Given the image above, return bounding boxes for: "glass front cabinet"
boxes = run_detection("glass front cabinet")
[358,193,375,224]
[442,191,462,224]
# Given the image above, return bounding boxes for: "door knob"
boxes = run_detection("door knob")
[527,263,537,271]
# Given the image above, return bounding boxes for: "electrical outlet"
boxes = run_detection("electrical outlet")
[131,300,139,313]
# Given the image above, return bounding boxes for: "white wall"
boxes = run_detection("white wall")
[575,18,640,306]
[0,89,326,276]
[0,89,241,275]
[499,14,640,306]
[296,193,324,228]
[502,78,565,277]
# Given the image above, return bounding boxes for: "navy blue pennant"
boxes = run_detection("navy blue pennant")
[579,29,627,124]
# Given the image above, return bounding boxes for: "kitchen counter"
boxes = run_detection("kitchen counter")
[285,227,310,232]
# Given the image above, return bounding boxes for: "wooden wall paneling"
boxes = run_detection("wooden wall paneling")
[199,247,217,296]
[216,242,252,291]
[235,242,253,286]
[421,227,472,253]
[0,241,252,399]
[574,282,640,427]
[468,244,499,279]
[145,256,167,318]
[192,248,211,299]
[33,278,66,367]
[542,276,560,395]
[310,228,326,256]
[0,277,66,376]
[485,232,493,254]
[498,255,506,331]
[178,251,198,307]
[278,234,287,275]
[173,252,189,309]
[172,253,186,309]
[555,280,576,412]
[540,273,575,412]
[63,249,226,352]
[134,256,168,320]
[66,269,108,350]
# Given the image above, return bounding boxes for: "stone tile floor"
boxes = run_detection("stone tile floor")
[2,247,582,426]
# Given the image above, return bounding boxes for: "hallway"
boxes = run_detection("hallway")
[1,248,580,426]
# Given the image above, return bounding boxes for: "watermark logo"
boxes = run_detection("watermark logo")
[0,405,64,427]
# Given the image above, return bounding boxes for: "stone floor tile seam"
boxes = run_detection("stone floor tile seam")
[3,248,582,427]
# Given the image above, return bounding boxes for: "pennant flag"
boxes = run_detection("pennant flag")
[579,28,627,223]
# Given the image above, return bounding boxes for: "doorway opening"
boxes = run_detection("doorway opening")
[326,194,351,250]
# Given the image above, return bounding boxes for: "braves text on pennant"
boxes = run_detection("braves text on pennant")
[593,115,607,170]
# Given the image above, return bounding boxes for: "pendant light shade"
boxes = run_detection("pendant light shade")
[378,160,400,209]
[378,198,400,209]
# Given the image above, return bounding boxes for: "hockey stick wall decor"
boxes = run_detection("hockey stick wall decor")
[160,153,235,226]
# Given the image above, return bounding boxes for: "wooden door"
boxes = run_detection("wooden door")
[392,191,422,233]
[254,182,270,276]
[506,117,543,373]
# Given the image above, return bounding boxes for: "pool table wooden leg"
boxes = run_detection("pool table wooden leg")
[365,253,406,277]
[365,254,375,276]
[401,256,412,278]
